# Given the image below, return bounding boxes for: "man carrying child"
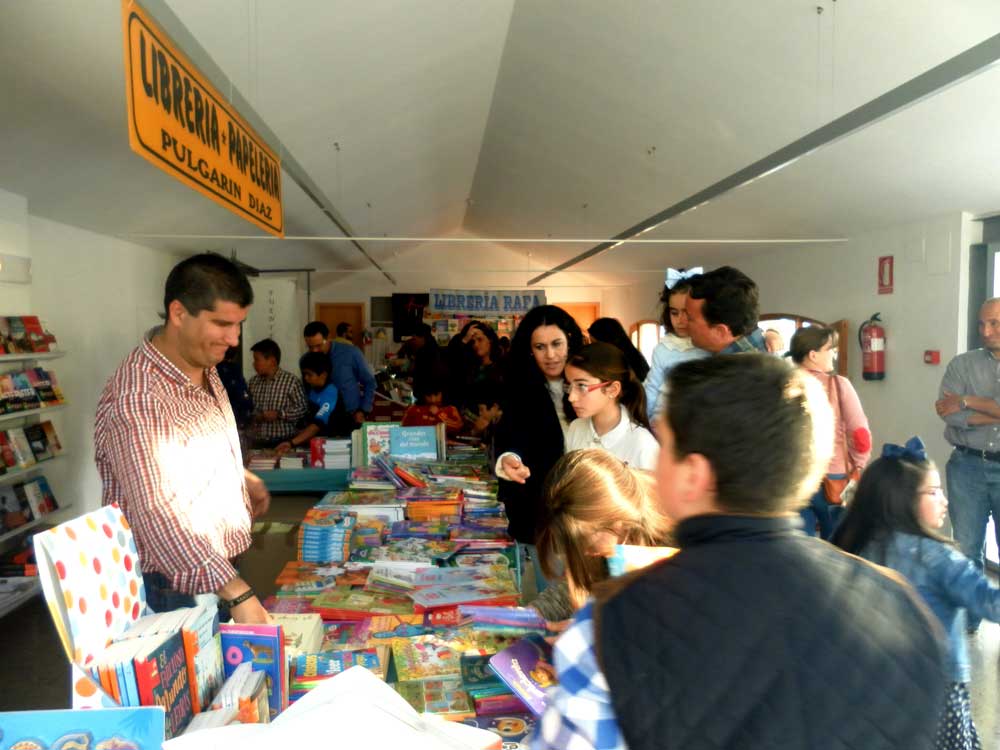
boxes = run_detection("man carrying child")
[536,354,947,750]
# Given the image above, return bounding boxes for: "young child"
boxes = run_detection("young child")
[276,352,339,454]
[529,449,670,623]
[833,436,1000,750]
[402,376,463,435]
[563,342,659,470]
[642,277,709,419]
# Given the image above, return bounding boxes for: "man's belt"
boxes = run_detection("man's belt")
[954,444,1000,463]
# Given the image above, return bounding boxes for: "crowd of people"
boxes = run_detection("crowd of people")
[94,253,1000,750]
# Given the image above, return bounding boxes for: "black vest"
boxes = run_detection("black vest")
[596,515,946,750]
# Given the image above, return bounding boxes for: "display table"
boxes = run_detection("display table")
[255,468,350,494]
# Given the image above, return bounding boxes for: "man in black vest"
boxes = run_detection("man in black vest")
[535,354,946,750]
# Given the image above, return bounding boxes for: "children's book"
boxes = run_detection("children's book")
[352,613,429,645]
[270,612,324,657]
[394,678,475,721]
[487,634,556,717]
[42,420,64,455]
[218,623,287,721]
[209,661,270,725]
[461,713,536,747]
[0,706,165,749]
[0,376,15,415]
[460,652,509,697]
[133,630,195,738]
[363,421,398,465]
[310,587,415,620]
[391,634,462,682]
[606,544,679,577]
[178,602,223,714]
[320,620,365,652]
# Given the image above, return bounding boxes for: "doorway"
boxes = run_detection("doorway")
[559,302,601,336]
[315,303,365,346]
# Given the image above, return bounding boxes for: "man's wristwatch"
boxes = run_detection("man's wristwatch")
[960,397,969,410]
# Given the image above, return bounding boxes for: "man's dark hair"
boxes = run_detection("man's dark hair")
[687,266,759,337]
[665,354,831,514]
[250,338,281,365]
[163,253,253,317]
[303,321,329,339]
[336,322,352,337]
[299,351,331,377]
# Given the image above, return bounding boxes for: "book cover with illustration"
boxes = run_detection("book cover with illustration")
[363,421,399,465]
[178,602,223,714]
[388,424,438,462]
[5,317,30,354]
[461,713,536,748]
[391,634,462,682]
[0,485,34,533]
[310,587,415,620]
[488,634,556,717]
[17,477,59,517]
[5,428,35,468]
[0,706,165,749]
[0,432,15,469]
[21,316,50,352]
[9,372,40,411]
[23,422,52,462]
[25,367,59,405]
[132,630,194,738]
[353,613,429,645]
[42,421,64,455]
[394,677,475,721]
[219,622,287,720]
[0,376,15,415]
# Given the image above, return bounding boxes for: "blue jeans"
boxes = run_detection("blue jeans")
[799,476,847,540]
[946,449,1000,629]
[143,571,231,620]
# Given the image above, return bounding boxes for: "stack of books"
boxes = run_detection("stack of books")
[279,452,307,470]
[247,450,277,471]
[310,437,351,469]
[398,486,464,522]
[0,368,64,412]
[297,509,358,564]
[317,490,405,523]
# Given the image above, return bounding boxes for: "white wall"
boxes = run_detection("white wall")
[29,215,179,514]
[243,276,301,376]
[0,189,32,313]
[730,212,980,468]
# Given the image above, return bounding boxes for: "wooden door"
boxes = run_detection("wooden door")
[558,302,601,336]
[315,303,365,346]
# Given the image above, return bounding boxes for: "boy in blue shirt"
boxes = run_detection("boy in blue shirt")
[276,352,339,454]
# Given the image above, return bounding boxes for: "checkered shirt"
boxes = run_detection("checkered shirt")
[94,331,252,594]
[533,601,628,750]
[248,368,308,442]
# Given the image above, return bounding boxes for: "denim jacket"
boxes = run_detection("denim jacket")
[861,532,1000,682]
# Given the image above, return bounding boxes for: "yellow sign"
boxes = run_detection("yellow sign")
[122,0,283,236]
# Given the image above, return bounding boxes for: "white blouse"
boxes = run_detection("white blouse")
[564,404,659,471]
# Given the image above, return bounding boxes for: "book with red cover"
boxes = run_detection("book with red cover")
[20,316,49,352]
[25,367,59,405]
[132,630,194,738]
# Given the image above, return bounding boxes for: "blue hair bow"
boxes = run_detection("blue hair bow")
[881,436,927,463]
[666,267,704,286]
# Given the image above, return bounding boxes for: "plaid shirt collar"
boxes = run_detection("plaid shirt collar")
[141,327,218,392]
[721,327,767,354]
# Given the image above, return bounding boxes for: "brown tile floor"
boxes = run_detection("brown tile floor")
[2,495,998,745]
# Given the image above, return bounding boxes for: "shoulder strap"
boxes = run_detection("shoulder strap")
[828,375,854,473]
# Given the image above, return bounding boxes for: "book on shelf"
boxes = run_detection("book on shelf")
[9,371,41,411]
[362,421,398,466]
[4,317,30,354]
[17,476,59,516]
[20,315,50,352]
[23,422,52,461]
[5,428,36,468]
[0,485,34,533]
[25,367,61,405]
[0,432,17,469]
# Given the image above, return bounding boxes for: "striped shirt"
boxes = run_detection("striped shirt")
[94,330,251,594]
[248,368,308,443]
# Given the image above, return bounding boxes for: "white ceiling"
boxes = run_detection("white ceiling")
[3,1,1000,287]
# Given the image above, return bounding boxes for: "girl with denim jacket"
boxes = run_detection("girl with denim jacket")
[833,437,1000,750]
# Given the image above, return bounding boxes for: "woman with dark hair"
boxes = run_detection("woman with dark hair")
[642,279,708,419]
[459,321,503,413]
[495,305,584,591]
[790,325,871,539]
[587,317,650,381]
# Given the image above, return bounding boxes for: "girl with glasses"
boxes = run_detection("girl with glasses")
[563,343,658,471]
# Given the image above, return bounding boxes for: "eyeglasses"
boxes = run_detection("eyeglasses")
[563,381,612,396]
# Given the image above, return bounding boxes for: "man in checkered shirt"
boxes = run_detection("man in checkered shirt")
[248,338,307,447]
[95,254,272,624]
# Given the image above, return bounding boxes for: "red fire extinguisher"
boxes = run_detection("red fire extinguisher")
[859,313,886,381]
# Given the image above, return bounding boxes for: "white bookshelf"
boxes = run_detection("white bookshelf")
[0,577,41,619]
[0,502,72,547]
[0,403,66,425]
[0,455,65,489]
[0,351,66,364]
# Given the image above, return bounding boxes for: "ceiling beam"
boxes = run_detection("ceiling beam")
[136,0,395,285]
[527,31,1000,286]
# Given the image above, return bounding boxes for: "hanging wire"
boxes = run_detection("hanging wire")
[815,5,824,125]
[831,0,837,117]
